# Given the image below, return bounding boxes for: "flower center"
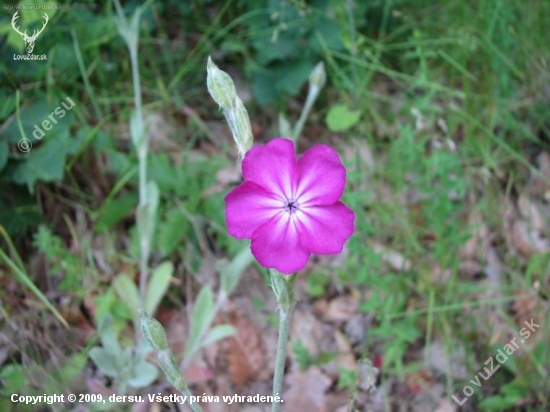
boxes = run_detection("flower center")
[284,199,299,214]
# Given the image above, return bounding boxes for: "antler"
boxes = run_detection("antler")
[28,13,49,40]
[11,11,27,37]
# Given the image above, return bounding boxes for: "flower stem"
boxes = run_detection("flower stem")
[270,270,297,412]
[272,307,293,412]
[292,86,318,142]
[180,387,204,412]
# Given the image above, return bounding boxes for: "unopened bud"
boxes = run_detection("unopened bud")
[309,61,326,91]
[207,57,237,111]
[157,351,187,391]
[139,313,168,351]
[226,98,253,156]
[269,270,298,315]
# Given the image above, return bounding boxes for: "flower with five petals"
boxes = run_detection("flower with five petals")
[224,138,355,274]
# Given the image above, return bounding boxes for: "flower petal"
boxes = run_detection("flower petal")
[297,202,355,254]
[242,138,298,199]
[295,145,346,206]
[251,213,311,274]
[225,181,281,239]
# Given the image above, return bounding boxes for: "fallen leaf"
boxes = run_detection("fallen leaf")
[434,398,457,412]
[371,242,411,272]
[182,364,215,385]
[314,295,358,323]
[284,366,331,411]
[226,313,265,386]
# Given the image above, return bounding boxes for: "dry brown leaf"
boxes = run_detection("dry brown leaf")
[518,194,546,232]
[503,199,550,258]
[527,151,550,198]
[226,313,265,386]
[146,112,178,152]
[182,364,215,385]
[290,309,323,356]
[458,260,482,278]
[434,398,457,412]
[371,242,411,272]
[284,366,331,411]
[314,295,359,323]
[156,309,189,358]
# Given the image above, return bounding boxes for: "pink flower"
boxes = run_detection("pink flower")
[224,138,355,274]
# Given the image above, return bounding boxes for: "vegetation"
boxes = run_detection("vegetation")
[1,0,549,411]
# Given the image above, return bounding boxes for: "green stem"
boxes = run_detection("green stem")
[292,86,318,142]
[270,270,297,411]
[271,306,293,412]
[180,387,204,412]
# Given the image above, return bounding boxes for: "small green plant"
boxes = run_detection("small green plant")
[33,225,90,293]
[88,317,158,396]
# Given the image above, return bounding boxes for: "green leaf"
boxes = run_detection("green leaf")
[326,104,361,132]
[113,274,140,314]
[4,123,73,192]
[59,352,88,380]
[0,364,26,392]
[0,140,8,172]
[478,395,518,410]
[185,286,215,358]
[96,316,121,355]
[95,193,138,231]
[145,261,173,315]
[157,208,189,256]
[202,324,236,347]
[220,247,253,296]
[88,347,118,378]
[128,360,158,388]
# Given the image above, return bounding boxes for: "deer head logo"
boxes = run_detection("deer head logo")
[11,11,49,54]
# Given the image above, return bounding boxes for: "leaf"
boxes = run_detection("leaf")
[157,208,189,256]
[144,261,173,315]
[284,366,331,411]
[95,193,137,231]
[226,313,265,386]
[185,286,215,359]
[0,140,7,172]
[6,128,71,192]
[128,360,158,388]
[113,274,140,314]
[219,247,254,295]
[326,104,361,132]
[478,395,518,410]
[97,316,121,355]
[88,347,118,378]
[59,352,88,381]
[202,324,236,347]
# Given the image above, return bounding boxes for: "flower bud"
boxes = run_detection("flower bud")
[139,313,168,351]
[309,61,326,91]
[157,351,187,391]
[270,270,297,315]
[226,97,253,156]
[207,57,237,111]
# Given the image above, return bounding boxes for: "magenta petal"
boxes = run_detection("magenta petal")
[297,202,355,254]
[225,181,281,239]
[250,213,311,274]
[295,145,346,206]
[242,138,298,199]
